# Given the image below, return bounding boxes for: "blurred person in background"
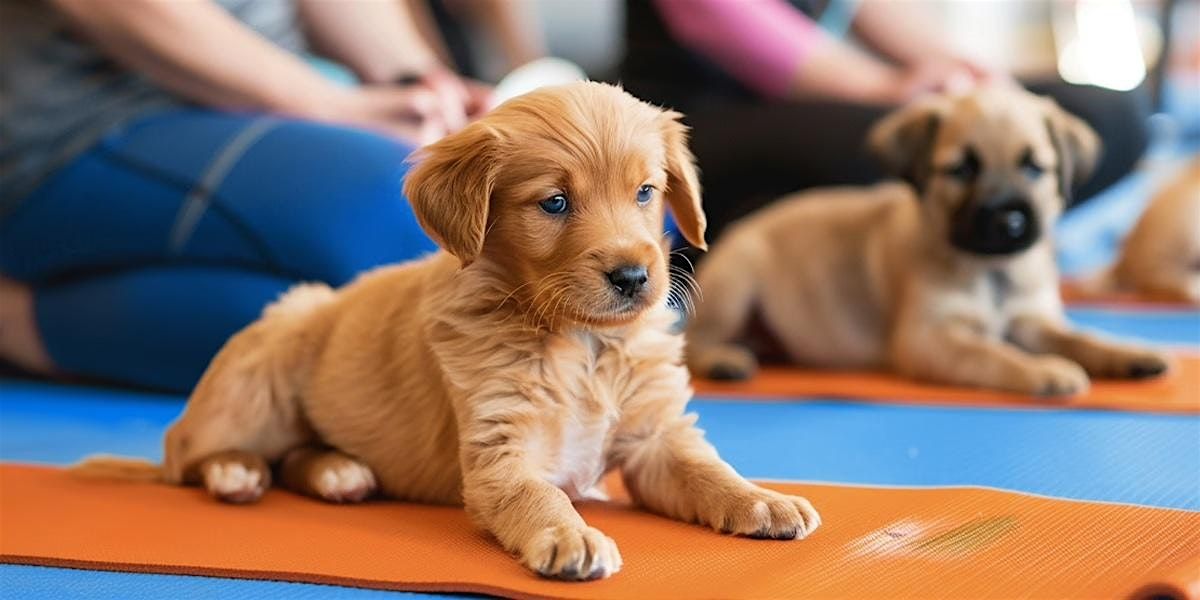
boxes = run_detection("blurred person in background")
[0,0,539,392]
[621,0,1153,241]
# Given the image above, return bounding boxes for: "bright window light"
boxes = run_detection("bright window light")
[1056,0,1147,91]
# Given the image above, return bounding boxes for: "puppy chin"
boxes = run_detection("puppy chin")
[577,290,660,328]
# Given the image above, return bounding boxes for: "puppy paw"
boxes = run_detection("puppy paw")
[1026,356,1090,398]
[523,524,622,581]
[1112,350,1171,380]
[702,485,820,540]
[691,344,758,381]
[203,453,270,504]
[313,458,377,503]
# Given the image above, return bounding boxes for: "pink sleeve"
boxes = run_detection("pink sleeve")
[654,0,825,99]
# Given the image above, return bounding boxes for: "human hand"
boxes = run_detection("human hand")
[393,66,497,125]
[903,56,1014,97]
[314,85,451,146]
[461,77,496,119]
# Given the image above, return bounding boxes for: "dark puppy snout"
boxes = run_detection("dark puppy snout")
[950,196,1040,256]
[607,265,649,298]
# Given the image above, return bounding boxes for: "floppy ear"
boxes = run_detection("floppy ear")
[867,98,946,194]
[403,122,499,266]
[1043,100,1101,203]
[660,111,707,250]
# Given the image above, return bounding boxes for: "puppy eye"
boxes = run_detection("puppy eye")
[538,194,569,215]
[636,184,654,206]
[944,148,980,181]
[1019,148,1044,179]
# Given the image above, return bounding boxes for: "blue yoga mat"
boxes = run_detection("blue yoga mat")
[2,300,1197,599]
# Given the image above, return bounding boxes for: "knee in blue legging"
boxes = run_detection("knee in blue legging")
[206,120,439,286]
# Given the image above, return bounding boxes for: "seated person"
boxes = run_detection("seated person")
[619,0,1151,240]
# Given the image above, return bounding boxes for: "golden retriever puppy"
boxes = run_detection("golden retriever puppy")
[79,82,818,581]
[1109,156,1200,304]
[686,87,1169,396]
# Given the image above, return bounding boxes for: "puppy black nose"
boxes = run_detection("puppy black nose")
[950,197,1040,256]
[607,265,648,298]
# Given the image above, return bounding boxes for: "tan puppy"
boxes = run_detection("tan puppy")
[686,87,1169,396]
[79,83,818,581]
[1109,156,1200,304]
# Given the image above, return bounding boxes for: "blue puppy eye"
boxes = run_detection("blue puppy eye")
[539,194,569,215]
[636,185,654,205]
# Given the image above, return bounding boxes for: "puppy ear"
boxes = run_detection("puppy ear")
[1043,100,1101,203]
[403,122,499,266]
[867,98,946,194]
[660,111,707,250]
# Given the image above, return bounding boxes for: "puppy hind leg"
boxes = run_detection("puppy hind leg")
[190,449,272,504]
[279,446,378,503]
[1137,267,1200,305]
[686,240,762,380]
[163,321,319,498]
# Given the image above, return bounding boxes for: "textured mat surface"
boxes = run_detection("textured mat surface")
[5,380,1199,509]
[1066,307,1200,347]
[1,302,1197,599]
[694,354,1200,414]
[2,464,1197,600]
[0,564,451,600]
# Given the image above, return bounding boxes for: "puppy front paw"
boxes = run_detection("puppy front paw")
[702,485,820,540]
[1102,349,1171,380]
[690,344,759,381]
[1025,356,1090,398]
[523,524,622,581]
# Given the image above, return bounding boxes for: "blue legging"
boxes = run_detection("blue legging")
[0,110,437,392]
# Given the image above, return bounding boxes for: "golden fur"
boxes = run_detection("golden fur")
[77,82,818,581]
[686,87,1170,396]
[1108,156,1200,304]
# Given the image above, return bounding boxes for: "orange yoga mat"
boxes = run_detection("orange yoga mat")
[1060,280,1199,310]
[693,354,1200,414]
[2,464,1197,600]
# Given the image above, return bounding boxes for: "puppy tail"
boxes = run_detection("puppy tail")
[262,282,337,321]
[69,455,163,483]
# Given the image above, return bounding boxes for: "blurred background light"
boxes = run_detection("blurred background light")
[1056,0,1149,91]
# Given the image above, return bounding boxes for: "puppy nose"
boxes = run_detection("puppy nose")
[607,265,648,298]
[950,197,1040,256]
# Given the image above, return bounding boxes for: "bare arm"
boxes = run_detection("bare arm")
[298,0,439,83]
[789,38,915,104]
[447,0,546,71]
[852,0,958,69]
[50,0,339,117]
[300,0,494,129]
[48,0,455,144]
[851,0,1004,90]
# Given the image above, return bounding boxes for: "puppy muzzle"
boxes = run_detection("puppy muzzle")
[949,197,1040,256]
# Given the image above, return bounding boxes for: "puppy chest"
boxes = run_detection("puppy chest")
[546,417,611,500]
[535,331,635,498]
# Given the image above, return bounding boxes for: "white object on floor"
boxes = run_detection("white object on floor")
[493,57,587,105]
